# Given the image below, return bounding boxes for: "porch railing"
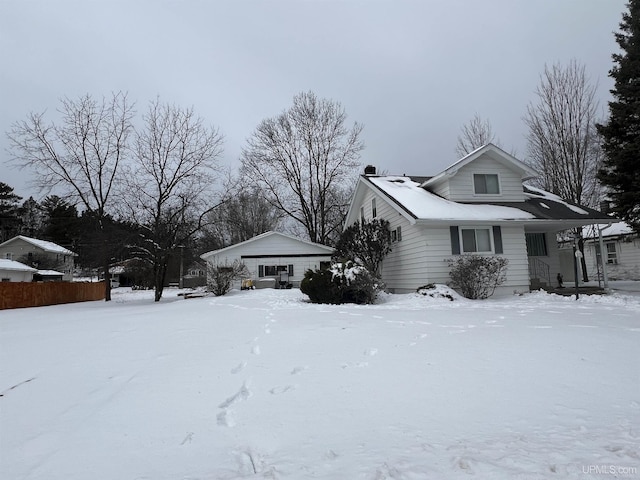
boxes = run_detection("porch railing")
[528,257,551,287]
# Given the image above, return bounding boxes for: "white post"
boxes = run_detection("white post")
[598,223,612,290]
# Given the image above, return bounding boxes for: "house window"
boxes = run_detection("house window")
[461,227,493,253]
[597,243,618,265]
[473,174,500,194]
[606,243,617,264]
[360,206,365,223]
[1,278,10,282]
[371,198,377,218]
[260,265,294,277]
[390,226,402,243]
[320,261,331,270]
[526,233,548,256]
[5,253,12,260]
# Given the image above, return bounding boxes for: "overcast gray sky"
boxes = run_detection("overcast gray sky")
[0,0,627,200]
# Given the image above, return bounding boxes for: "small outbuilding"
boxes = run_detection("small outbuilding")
[0,259,37,282]
[201,231,334,289]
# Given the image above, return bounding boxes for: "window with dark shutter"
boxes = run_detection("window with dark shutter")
[492,226,503,254]
[258,265,264,277]
[450,226,460,254]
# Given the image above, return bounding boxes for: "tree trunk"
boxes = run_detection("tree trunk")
[103,237,111,302]
[154,259,167,302]
[578,238,589,283]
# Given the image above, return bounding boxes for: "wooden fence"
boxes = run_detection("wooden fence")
[0,281,105,310]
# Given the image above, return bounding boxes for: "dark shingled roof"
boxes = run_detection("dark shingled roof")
[484,185,614,222]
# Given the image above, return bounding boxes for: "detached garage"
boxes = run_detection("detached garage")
[0,259,37,282]
[201,231,334,289]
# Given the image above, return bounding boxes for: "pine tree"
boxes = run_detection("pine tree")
[597,0,640,232]
[0,182,23,242]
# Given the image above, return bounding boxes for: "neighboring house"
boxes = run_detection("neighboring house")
[344,144,613,295]
[33,269,65,282]
[0,259,37,282]
[201,231,334,289]
[184,260,207,288]
[0,235,77,281]
[559,222,640,281]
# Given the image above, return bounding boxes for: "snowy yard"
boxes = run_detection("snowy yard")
[1,285,639,479]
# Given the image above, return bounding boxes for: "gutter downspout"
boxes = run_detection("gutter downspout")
[597,223,612,290]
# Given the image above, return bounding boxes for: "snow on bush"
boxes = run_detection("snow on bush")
[416,283,460,301]
[448,255,509,299]
[301,261,380,304]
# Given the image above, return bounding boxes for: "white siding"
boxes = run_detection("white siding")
[0,238,74,281]
[202,233,333,288]
[432,154,526,203]
[582,237,640,281]
[350,187,532,295]
[417,224,529,295]
[0,269,34,282]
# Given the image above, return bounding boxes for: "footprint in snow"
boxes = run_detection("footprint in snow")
[269,385,296,395]
[231,361,247,374]
[290,366,308,375]
[218,382,252,409]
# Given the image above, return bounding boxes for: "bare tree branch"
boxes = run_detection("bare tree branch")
[523,60,603,208]
[240,91,364,245]
[123,98,223,301]
[455,114,499,157]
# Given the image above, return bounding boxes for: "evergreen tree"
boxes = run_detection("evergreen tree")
[597,0,640,232]
[19,197,45,237]
[41,195,81,250]
[0,182,23,241]
[332,219,392,276]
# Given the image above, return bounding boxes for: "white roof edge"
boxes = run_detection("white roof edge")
[0,235,77,256]
[0,259,38,272]
[421,143,537,187]
[200,231,334,260]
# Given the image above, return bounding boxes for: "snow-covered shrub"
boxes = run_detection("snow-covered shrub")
[300,261,379,304]
[207,260,250,296]
[448,255,508,299]
[331,261,379,305]
[300,268,341,304]
[416,283,456,301]
[332,219,392,276]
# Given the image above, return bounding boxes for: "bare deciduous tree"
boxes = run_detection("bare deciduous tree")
[240,91,364,245]
[202,174,282,249]
[524,60,604,281]
[455,114,499,157]
[524,60,603,208]
[124,99,223,301]
[7,92,134,300]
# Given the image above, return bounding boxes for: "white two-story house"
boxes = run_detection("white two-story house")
[344,144,613,296]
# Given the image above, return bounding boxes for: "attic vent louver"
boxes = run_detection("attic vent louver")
[364,165,376,175]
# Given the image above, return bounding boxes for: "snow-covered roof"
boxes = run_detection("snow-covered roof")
[0,235,76,256]
[523,185,588,215]
[201,231,334,261]
[35,269,65,276]
[358,175,613,226]
[0,259,37,272]
[369,176,535,221]
[582,221,635,239]
[421,143,537,188]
